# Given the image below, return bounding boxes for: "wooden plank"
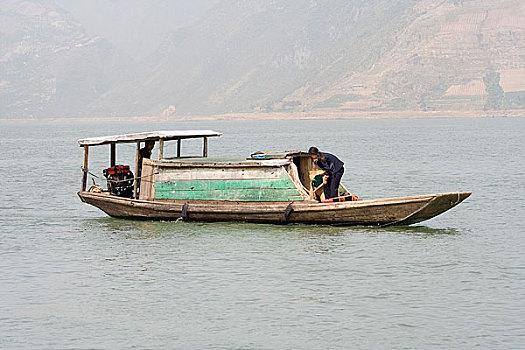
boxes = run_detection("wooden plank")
[154,170,303,201]
[133,141,140,199]
[139,160,156,200]
[81,145,89,191]
[287,163,310,197]
[156,167,284,182]
[154,186,304,201]
[300,157,315,192]
[157,178,297,191]
[156,160,290,168]
[158,139,164,159]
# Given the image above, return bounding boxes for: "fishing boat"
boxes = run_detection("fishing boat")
[77,130,471,226]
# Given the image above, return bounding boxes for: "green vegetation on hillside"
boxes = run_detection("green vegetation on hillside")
[483,71,504,110]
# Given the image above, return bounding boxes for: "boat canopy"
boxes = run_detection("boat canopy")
[78,130,222,146]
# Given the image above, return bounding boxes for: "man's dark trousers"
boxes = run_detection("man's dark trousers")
[324,167,344,199]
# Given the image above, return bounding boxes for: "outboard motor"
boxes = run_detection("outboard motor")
[103,165,134,198]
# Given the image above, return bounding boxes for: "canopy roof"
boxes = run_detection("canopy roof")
[78,130,222,146]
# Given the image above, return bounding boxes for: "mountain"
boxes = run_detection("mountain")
[2,0,524,119]
[90,0,424,117]
[1,0,131,119]
[306,0,525,112]
[91,0,525,117]
[53,0,219,60]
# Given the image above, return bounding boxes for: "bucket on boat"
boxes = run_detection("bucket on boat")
[312,173,324,187]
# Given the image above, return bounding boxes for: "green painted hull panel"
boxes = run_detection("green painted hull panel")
[154,176,305,202]
[158,178,297,191]
[155,187,304,201]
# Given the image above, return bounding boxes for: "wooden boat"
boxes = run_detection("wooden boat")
[77,130,471,226]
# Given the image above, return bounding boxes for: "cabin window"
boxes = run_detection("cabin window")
[161,137,209,159]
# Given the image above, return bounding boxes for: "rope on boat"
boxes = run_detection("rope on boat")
[81,167,159,183]
[82,168,101,179]
[454,192,461,205]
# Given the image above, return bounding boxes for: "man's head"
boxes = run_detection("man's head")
[145,140,155,151]
[308,146,319,159]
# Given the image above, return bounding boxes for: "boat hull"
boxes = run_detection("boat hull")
[78,191,471,226]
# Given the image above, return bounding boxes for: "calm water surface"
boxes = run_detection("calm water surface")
[1,118,524,349]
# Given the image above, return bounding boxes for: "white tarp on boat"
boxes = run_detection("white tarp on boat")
[78,130,222,146]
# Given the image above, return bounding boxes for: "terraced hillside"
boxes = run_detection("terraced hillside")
[1,0,524,119]
[286,0,525,112]
[91,0,525,117]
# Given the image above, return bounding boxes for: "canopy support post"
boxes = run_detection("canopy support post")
[81,145,89,191]
[177,139,181,158]
[203,137,208,157]
[133,141,140,199]
[110,143,116,167]
[158,139,164,159]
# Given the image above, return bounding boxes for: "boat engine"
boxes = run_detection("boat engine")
[103,165,134,198]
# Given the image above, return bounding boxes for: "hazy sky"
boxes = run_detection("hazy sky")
[53,0,219,60]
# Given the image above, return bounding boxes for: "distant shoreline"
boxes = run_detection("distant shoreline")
[2,109,524,124]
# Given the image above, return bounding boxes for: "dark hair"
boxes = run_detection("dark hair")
[308,146,319,155]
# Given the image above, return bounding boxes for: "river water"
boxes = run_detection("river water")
[1,118,524,349]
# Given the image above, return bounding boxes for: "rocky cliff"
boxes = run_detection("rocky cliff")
[1,0,130,118]
[2,0,524,119]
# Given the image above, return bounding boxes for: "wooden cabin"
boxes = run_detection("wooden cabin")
[78,130,347,202]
